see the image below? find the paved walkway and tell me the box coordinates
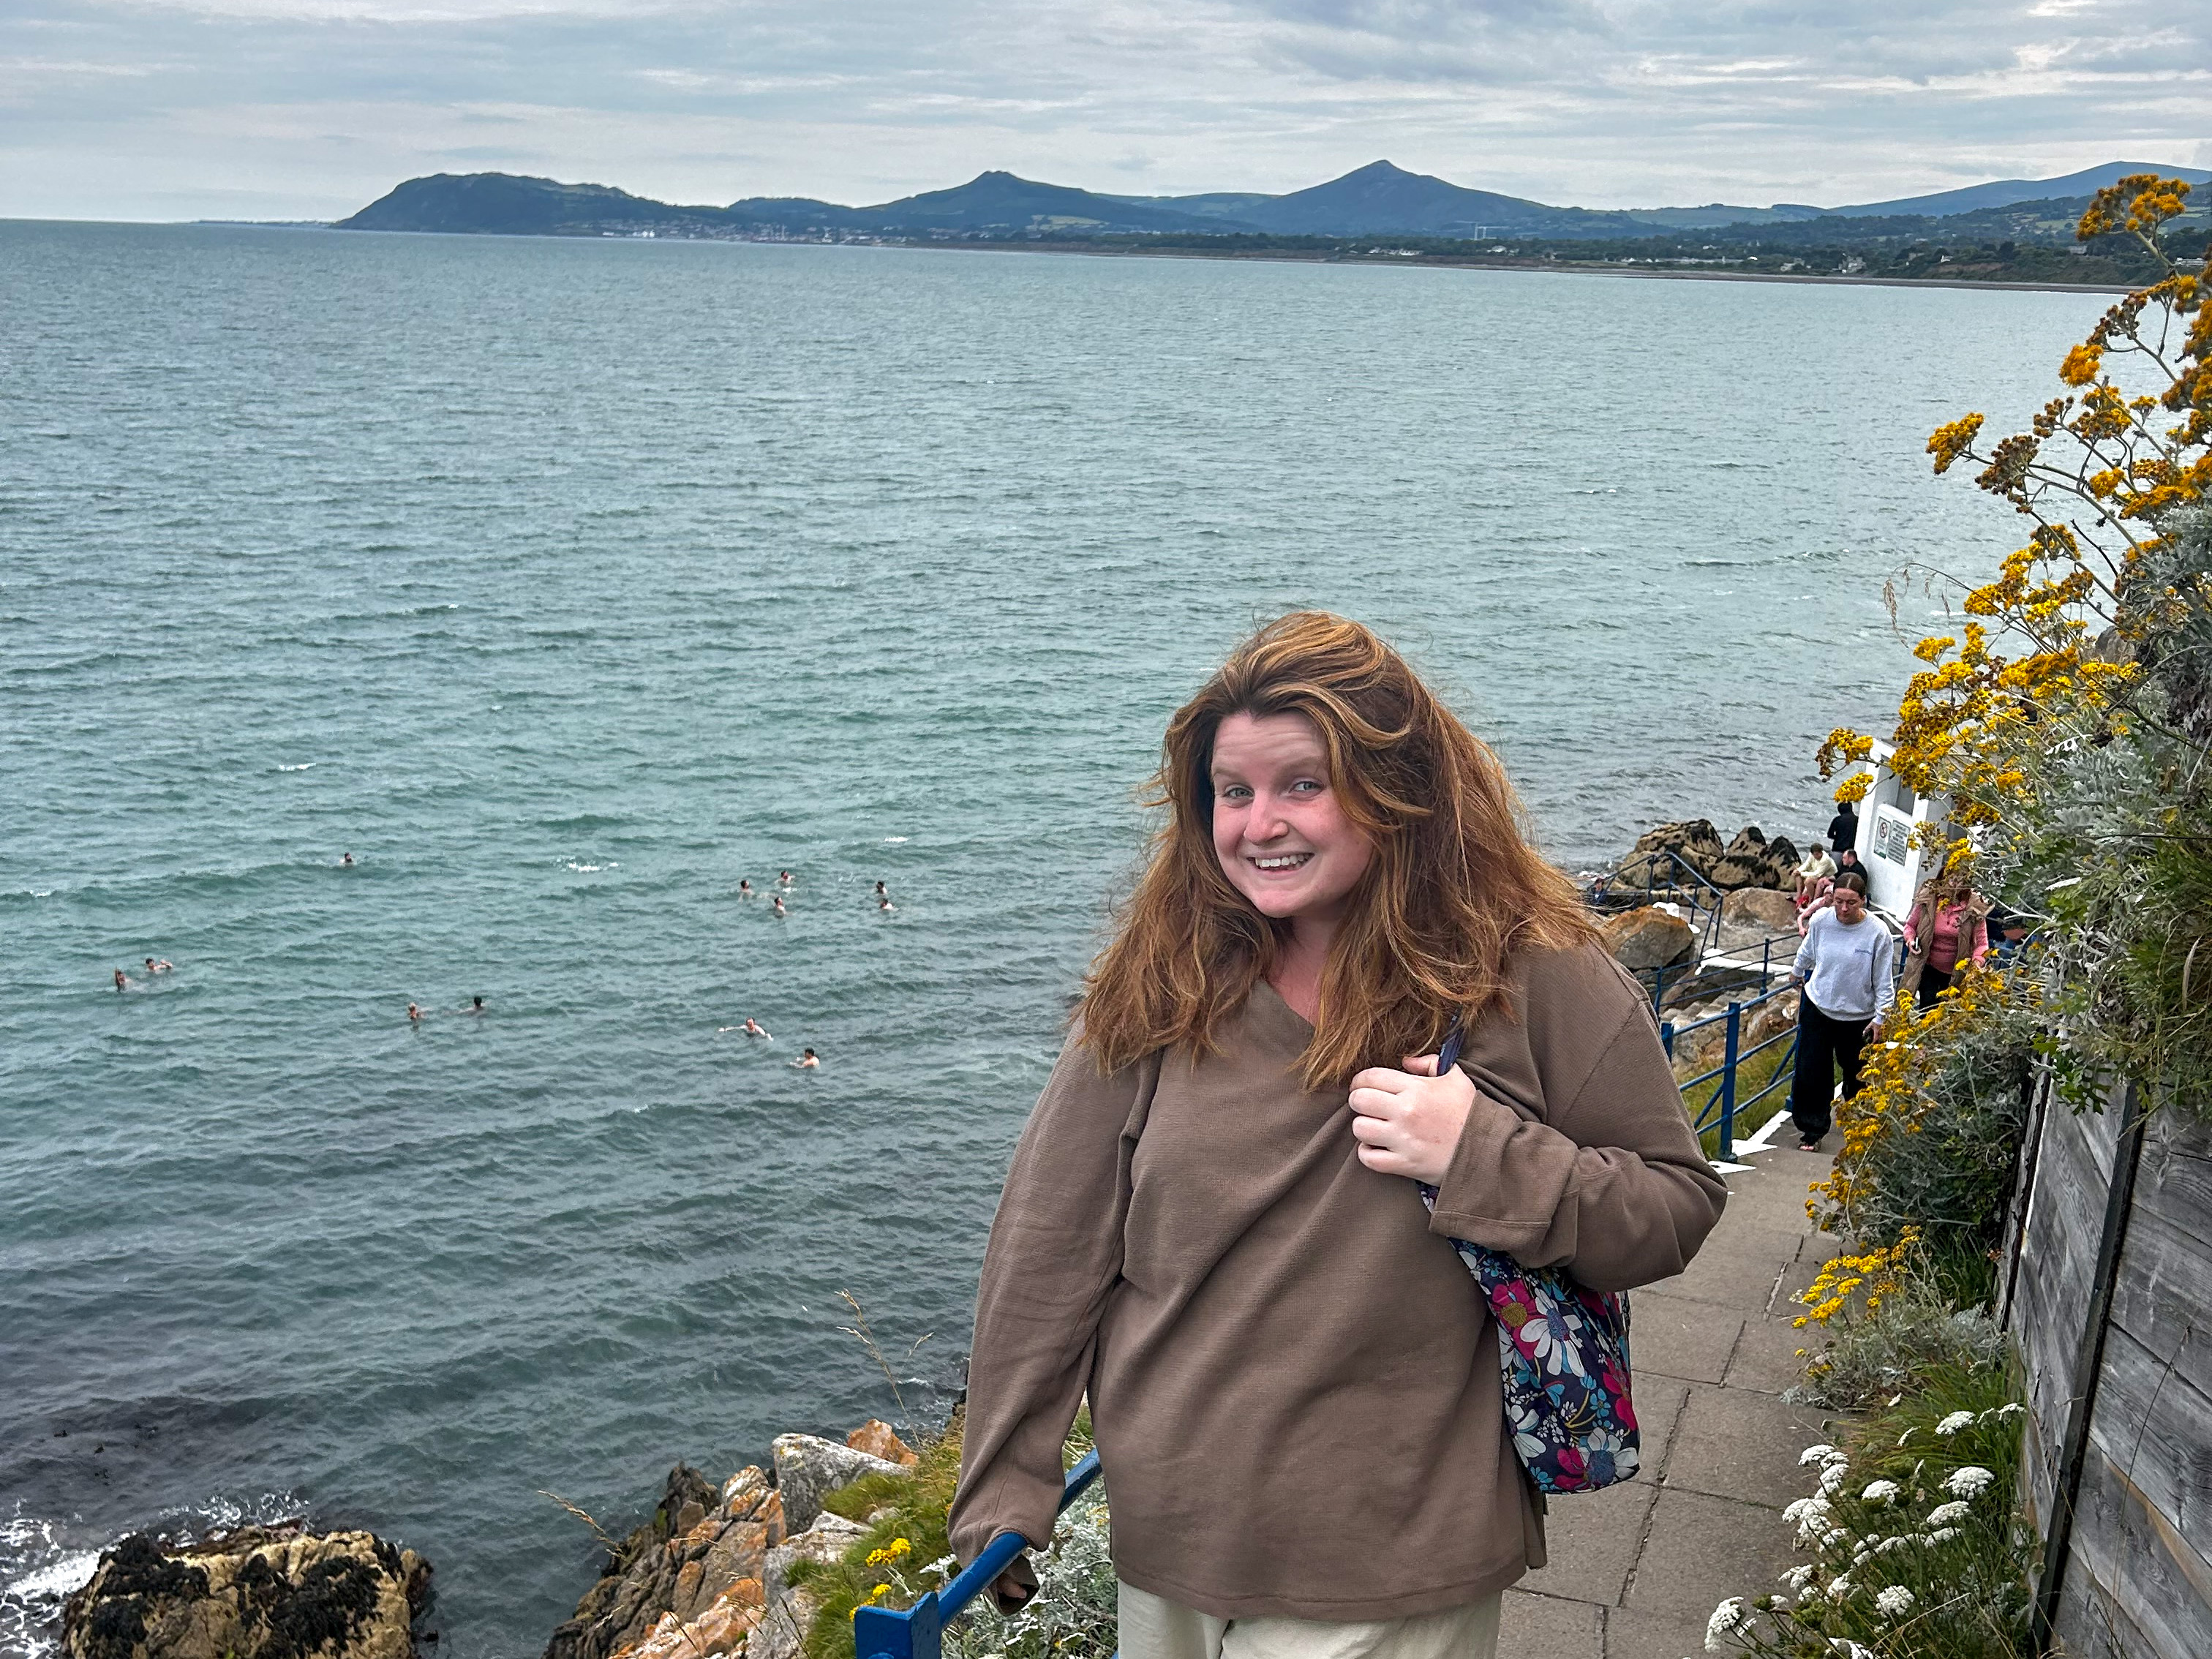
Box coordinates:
[1500,1122,1837,1659]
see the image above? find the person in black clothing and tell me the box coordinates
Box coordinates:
[1826,798,1860,859]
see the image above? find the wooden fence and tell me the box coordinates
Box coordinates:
[2001,1075,2212,1657]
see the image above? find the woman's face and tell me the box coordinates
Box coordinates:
[1208,711,1374,929]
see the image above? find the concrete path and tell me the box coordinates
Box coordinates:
[1499,1125,1836,1659]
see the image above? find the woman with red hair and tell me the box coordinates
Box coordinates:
[951,612,1726,1659]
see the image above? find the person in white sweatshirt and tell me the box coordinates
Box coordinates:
[1788,870,1895,1149]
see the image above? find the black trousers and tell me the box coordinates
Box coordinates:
[1791,998,1873,1142]
[1919,964,1954,1000]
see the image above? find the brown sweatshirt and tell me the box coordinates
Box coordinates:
[949,941,1727,1620]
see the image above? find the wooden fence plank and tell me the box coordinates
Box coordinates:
[2059,1435,2212,1659]
[2107,1203,2212,1406]
[2085,1323,2212,1561]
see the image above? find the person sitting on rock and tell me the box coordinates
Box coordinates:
[1793,842,1836,909]
[949,611,1726,1657]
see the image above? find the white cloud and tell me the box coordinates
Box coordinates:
[1,0,2205,220]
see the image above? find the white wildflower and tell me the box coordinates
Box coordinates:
[1827,1576,1852,1601]
[1927,1527,1960,1544]
[1799,1444,1839,1466]
[1704,1597,1748,1652]
[1784,1496,1832,1545]
[1925,1500,1971,1527]
[1934,1410,1976,1437]
[1872,1535,1912,1556]
[1876,1586,1915,1619]
[1780,1565,1816,1592]
[1860,1479,1901,1504]
[1943,1465,1996,1499]
[1821,1527,1849,1547]
[1998,1402,2025,1418]
[1819,1462,1849,1495]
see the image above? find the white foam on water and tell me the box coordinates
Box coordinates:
[276,761,317,772]
[881,836,908,843]
[565,860,620,873]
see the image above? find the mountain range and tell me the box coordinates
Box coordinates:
[336,158,2211,242]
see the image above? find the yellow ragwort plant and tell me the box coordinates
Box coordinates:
[1816,175,2209,866]
[1806,963,2009,1238]
[1793,1224,1923,1329]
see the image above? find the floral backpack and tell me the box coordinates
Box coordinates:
[1418,1021,1639,1495]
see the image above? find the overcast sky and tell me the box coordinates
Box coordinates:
[4,0,2208,222]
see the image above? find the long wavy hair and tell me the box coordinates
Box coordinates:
[1079,611,1596,1086]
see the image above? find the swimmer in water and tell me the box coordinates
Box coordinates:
[791,1047,819,1069]
[114,968,128,992]
[878,896,895,913]
[873,881,888,899]
[407,1001,421,1022]
[772,894,787,917]
[341,852,353,866]
[467,996,485,1014]
[146,957,173,974]
[738,879,754,900]
[742,1016,770,1039]
[778,869,794,888]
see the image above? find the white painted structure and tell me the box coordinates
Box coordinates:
[1839,741,1950,920]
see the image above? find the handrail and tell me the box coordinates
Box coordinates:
[853,1449,1104,1659]
[1663,982,1801,1156]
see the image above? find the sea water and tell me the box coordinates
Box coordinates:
[0,221,2104,1656]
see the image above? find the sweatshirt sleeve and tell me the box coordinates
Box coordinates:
[1793,919,1821,980]
[1427,952,1727,1295]
[1873,930,1897,1017]
[949,1027,1159,1566]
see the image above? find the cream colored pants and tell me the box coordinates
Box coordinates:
[1116,1582,1501,1659]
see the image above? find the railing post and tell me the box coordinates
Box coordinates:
[856,1594,938,1659]
[1720,1001,1742,1155]
[1661,1020,1675,1059]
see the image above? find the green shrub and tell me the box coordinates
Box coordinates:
[1710,1361,2036,1659]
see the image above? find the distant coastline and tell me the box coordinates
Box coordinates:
[822,236,2146,296]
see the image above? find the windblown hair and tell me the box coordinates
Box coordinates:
[1080,611,1597,1086]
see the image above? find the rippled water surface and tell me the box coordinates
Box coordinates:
[0,222,2104,1656]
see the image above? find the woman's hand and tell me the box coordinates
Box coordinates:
[1347,1053,1477,1184]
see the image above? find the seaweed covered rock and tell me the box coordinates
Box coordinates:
[1706,826,1800,890]
[61,1526,428,1659]
[542,1464,784,1659]
[1609,819,1726,889]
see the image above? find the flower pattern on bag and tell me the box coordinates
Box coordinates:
[1420,1186,1640,1495]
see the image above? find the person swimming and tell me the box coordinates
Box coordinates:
[791,1047,819,1069]
[738,879,754,899]
[467,996,485,1014]
[772,894,787,917]
[114,968,128,992]
[145,957,173,974]
[742,1016,770,1039]
[778,870,794,887]
[407,1001,422,1022]
[873,881,888,899]
[878,896,895,913]
[341,852,353,866]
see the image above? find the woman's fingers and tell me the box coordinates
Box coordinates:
[1400,1053,1440,1077]
[1347,1085,1407,1119]
[1355,1142,1410,1174]
[1349,1065,1412,1094]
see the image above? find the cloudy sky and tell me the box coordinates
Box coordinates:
[4,0,2208,222]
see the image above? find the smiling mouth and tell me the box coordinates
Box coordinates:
[1249,853,1313,870]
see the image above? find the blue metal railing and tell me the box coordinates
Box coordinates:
[1590,849,1733,955]
[853,1450,1104,1659]
[1639,928,1797,1019]
[1662,979,1799,1156]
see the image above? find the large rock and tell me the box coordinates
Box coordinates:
[752,1516,870,1659]
[1611,819,1726,889]
[62,1527,428,1659]
[770,1435,911,1534]
[1720,887,1800,932]
[845,1420,917,1468]
[1600,906,1697,972]
[543,1464,783,1659]
[1707,827,1801,891]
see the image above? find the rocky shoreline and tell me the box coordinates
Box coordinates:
[58,1422,923,1659]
